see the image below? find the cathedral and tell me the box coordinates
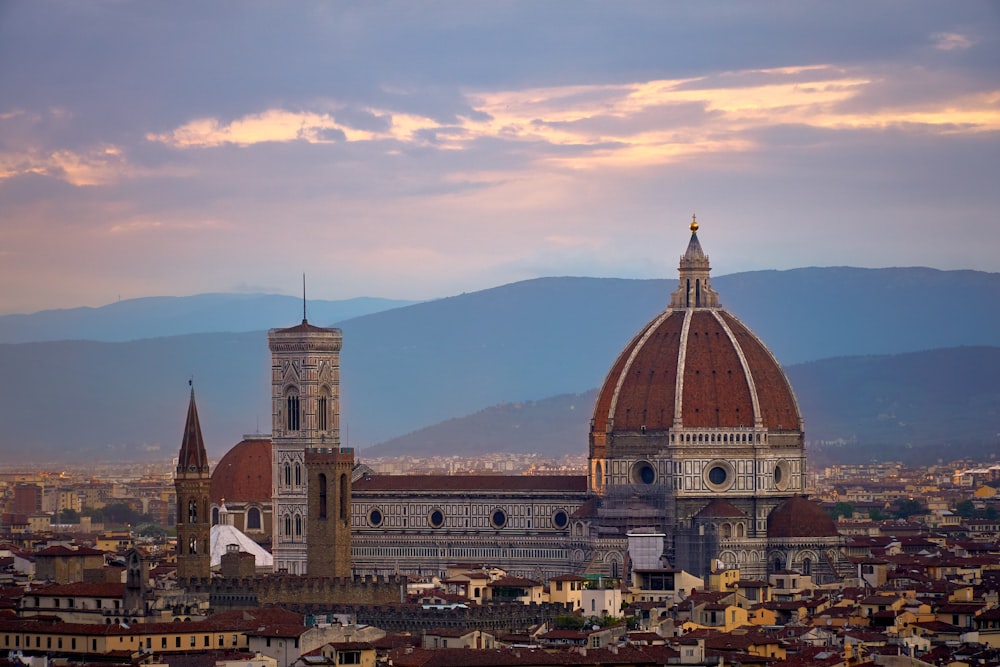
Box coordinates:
[205,219,844,583]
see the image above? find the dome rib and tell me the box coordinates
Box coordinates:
[711,310,762,427]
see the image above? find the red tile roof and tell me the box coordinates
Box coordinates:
[354,475,586,492]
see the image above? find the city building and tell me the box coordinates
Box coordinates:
[205,219,842,583]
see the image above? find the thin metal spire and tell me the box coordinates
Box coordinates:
[302,273,307,323]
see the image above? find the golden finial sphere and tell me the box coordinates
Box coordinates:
[690,214,699,232]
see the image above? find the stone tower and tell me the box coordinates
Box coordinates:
[269,313,343,575]
[305,446,354,578]
[175,387,212,582]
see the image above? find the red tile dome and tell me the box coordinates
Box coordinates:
[591,310,800,435]
[589,222,802,458]
[767,496,839,539]
[210,436,272,504]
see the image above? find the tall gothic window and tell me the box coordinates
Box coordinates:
[339,473,349,521]
[284,463,291,487]
[283,515,292,536]
[318,393,329,431]
[188,537,197,555]
[286,393,300,431]
[318,474,328,520]
[294,515,302,536]
[294,463,301,486]
[188,499,197,523]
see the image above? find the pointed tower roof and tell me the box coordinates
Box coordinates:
[177,386,209,475]
[669,214,719,309]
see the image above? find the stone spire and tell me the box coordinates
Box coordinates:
[175,383,212,582]
[670,214,720,309]
[177,384,209,475]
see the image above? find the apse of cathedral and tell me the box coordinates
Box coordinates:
[202,219,845,584]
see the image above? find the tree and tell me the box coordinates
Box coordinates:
[830,502,855,519]
[892,499,924,520]
[956,499,977,518]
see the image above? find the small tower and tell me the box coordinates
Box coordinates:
[305,446,354,578]
[669,214,720,309]
[175,386,212,582]
[123,548,149,616]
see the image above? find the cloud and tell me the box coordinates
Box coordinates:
[932,32,975,51]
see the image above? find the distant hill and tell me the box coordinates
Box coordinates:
[0,267,998,464]
[363,347,1000,466]
[0,293,416,343]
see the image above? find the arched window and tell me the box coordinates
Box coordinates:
[188,537,197,555]
[294,514,302,536]
[211,507,219,526]
[802,558,812,576]
[339,473,349,521]
[187,499,197,523]
[286,392,300,431]
[284,463,291,487]
[294,463,301,486]
[318,392,329,431]
[722,523,732,539]
[247,507,261,531]
[318,473,328,520]
[283,515,292,537]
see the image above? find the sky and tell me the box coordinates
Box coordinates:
[1,2,998,315]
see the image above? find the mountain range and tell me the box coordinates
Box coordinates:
[0,266,997,465]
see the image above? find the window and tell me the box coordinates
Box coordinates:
[295,514,302,536]
[286,394,300,431]
[284,515,292,536]
[318,394,328,431]
[176,636,181,648]
[188,499,197,523]
[295,463,301,486]
[190,635,196,647]
[318,473,328,519]
[284,463,291,487]
[247,507,262,531]
[340,473,349,521]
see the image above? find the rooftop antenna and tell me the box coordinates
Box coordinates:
[302,273,307,323]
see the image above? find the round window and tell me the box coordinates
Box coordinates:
[703,460,735,491]
[491,508,508,529]
[552,509,569,529]
[368,508,383,527]
[428,509,444,528]
[708,466,727,485]
[630,461,656,485]
[774,460,791,491]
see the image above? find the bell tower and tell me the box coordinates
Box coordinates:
[175,386,211,582]
[269,305,343,575]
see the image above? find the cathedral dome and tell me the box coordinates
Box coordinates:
[590,220,802,458]
[211,435,272,504]
[767,496,838,538]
